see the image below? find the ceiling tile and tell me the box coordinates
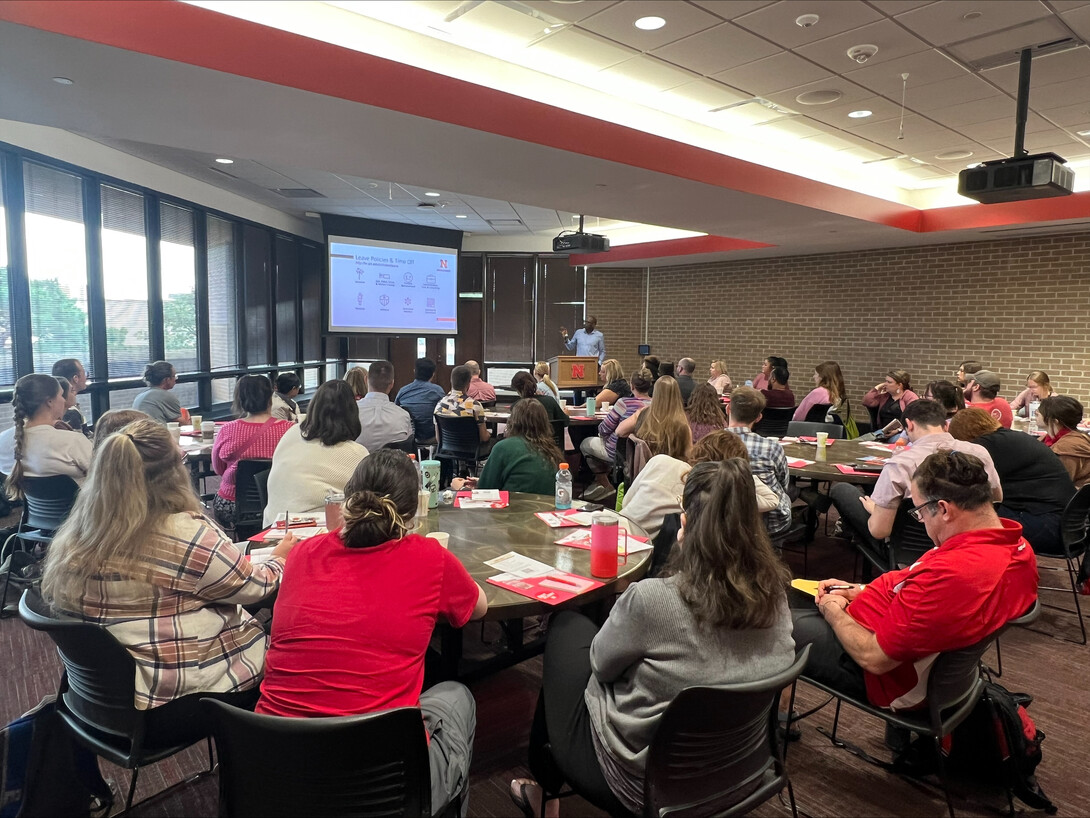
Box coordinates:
[893,0,1050,47]
[651,22,779,75]
[1020,75,1090,110]
[925,94,1015,127]
[866,1,936,13]
[764,75,874,111]
[1060,4,1090,38]
[576,0,722,51]
[929,146,1005,168]
[526,28,638,71]
[688,1,776,20]
[793,19,930,75]
[519,1,621,24]
[449,2,555,46]
[659,78,751,114]
[906,74,1006,113]
[987,47,1090,93]
[711,50,831,96]
[734,1,883,49]
[597,54,701,92]
[1052,1,1090,10]
[959,112,1050,141]
[945,16,1069,66]
[846,111,945,140]
[1037,100,1090,128]
[803,94,905,127]
[846,49,969,97]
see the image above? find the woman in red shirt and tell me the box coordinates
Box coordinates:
[257,449,487,816]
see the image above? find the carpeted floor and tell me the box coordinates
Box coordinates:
[2,505,1087,817]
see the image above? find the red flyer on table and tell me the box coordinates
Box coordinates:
[798,436,835,444]
[454,490,509,509]
[487,572,604,605]
[835,464,878,476]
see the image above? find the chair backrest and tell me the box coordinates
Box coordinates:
[18,589,142,742]
[434,415,483,462]
[1060,484,1090,554]
[550,418,566,450]
[752,407,795,438]
[21,475,80,534]
[234,459,273,532]
[254,468,270,510]
[866,403,880,430]
[201,699,431,818]
[803,402,832,423]
[624,435,653,482]
[889,499,935,569]
[644,645,810,818]
[382,436,417,454]
[786,421,845,440]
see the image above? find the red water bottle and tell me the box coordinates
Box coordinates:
[590,515,628,579]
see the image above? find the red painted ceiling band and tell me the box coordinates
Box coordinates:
[570,234,774,265]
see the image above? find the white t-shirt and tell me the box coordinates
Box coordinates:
[0,424,93,485]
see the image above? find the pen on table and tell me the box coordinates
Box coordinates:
[284,508,290,531]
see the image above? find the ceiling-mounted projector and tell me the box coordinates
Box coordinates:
[552,232,610,254]
[958,153,1074,204]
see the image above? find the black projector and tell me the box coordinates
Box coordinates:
[958,153,1075,204]
[552,232,610,254]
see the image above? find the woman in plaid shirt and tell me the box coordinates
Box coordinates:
[41,418,296,745]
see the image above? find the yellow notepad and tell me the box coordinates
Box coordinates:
[790,578,821,597]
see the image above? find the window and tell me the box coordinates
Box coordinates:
[100,184,149,378]
[0,162,14,386]
[485,256,534,363]
[300,243,322,362]
[160,202,198,373]
[445,338,455,366]
[206,215,238,403]
[275,235,298,365]
[535,256,584,362]
[23,162,90,375]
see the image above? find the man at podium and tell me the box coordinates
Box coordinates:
[560,316,606,403]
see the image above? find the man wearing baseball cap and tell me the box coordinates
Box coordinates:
[964,369,1013,428]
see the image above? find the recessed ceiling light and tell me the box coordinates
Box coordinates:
[634,16,665,30]
[962,11,983,20]
[847,109,872,119]
[1077,129,1090,137]
[795,89,842,106]
[455,214,468,219]
[214,157,234,164]
[51,77,74,85]
[424,191,441,197]
[935,149,974,161]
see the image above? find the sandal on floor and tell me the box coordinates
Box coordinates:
[510,778,541,818]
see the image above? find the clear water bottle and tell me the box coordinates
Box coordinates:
[555,463,572,510]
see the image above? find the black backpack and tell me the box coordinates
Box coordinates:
[947,680,1057,814]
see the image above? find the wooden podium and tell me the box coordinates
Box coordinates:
[548,356,599,390]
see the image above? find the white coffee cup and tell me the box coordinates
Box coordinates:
[189,414,203,430]
[600,402,610,413]
[560,400,568,410]
[430,531,450,549]
[816,432,829,447]
[201,420,216,441]
[417,489,430,521]
[167,422,180,444]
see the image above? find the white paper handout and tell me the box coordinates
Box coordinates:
[485,551,555,580]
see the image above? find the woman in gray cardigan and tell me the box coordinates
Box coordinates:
[511,459,796,817]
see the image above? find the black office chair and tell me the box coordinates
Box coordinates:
[1030,483,1090,645]
[233,459,272,541]
[18,588,216,812]
[254,467,270,510]
[383,436,418,455]
[550,418,567,451]
[435,415,487,483]
[855,499,933,578]
[866,404,880,431]
[753,407,795,438]
[0,474,79,615]
[802,402,832,423]
[795,602,1039,818]
[201,699,435,818]
[786,421,845,440]
[643,645,810,818]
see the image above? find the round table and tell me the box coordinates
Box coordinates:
[782,438,884,486]
[417,492,652,680]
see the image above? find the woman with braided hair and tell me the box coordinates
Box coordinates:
[257,448,487,816]
[0,373,92,497]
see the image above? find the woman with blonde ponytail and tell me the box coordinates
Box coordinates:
[534,361,559,400]
[0,373,92,498]
[257,449,487,816]
[41,418,293,744]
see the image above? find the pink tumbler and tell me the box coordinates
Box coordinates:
[590,515,629,579]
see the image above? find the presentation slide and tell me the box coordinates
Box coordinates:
[328,236,458,334]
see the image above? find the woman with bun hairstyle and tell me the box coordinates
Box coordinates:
[41,418,291,744]
[132,360,189,424]
[257,449,487,816]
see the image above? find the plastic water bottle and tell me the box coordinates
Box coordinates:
[408,454,422,488]
[555,463,572,510]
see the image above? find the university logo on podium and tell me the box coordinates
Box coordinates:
[571,364,585,379]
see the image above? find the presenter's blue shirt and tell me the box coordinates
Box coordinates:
[565,329,606,363]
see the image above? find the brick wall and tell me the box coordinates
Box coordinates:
[587,230,1090,414]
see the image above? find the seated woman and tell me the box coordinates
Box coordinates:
[620,430,779,540]
[862,369,919,428]
[132,360,189,424]
[1040,395,1090,489]
[534,362,559,400]
[93,409,148,450]
[707,360,731,395]
[0,373,93,492]
[263,379,369,526]
[685,383,727,444]
[792,360,846,423]
[949,408,1074,555]
[344,365,369,400]
[511,371,569,435]
[594,359,631,406]
[924,379,964,423]
[256,449,487,816]
[1010,370,1054,417]
[271,372,302,422]
[641,355,661,393]
[212,375,295,529]
[752,355,786,392]
[761,365,795,409]
[513,459,795,817]
[476,399,563,496]
[615,376,691,462]
[40,418,293,745]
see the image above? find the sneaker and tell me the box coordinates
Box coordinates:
[582,483,612,501]
[1080,577,1090,596]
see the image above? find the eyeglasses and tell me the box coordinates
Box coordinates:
[908,498,942,522]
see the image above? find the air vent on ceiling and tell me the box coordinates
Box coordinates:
[208,166,237,179]
[417,202,438,209]
[967,37,1085,71]
[487,219,524,227]
[271,188,324,198]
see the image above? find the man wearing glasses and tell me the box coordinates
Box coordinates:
[830,399,1002,554]
[794,449,1038,711]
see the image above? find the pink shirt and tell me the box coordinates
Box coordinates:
[466,376,496,402]
[211,417,294,501]
[752,373,770,392]
[792,386,831,422]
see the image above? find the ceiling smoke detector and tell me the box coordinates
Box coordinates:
[847,44,878,64]
[796,14,819,28]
